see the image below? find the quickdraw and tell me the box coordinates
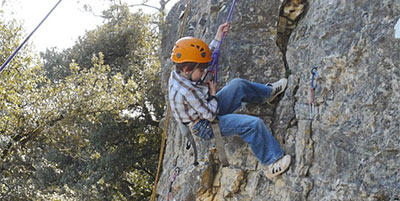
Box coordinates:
[167,167,181,201]
[309,67,318,119]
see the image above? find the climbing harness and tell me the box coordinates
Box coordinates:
[0,0,63,74]
[167,167,181,201]
[211,118,229,167]
[309,67,318,119]
[150,1,191,201]
[179,123,199,166]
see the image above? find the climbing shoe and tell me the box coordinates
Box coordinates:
[263,155,291,179]
[266,78,288,103]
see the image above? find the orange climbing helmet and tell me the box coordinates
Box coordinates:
[171,37,212,64]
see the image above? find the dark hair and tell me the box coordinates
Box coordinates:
[175,62,209,73]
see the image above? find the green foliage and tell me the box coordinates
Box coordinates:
[1,4,165,201]
[0,12,43,147]
[41,4,159,81]
[0,14,48,201]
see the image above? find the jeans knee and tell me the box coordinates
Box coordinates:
[229,78,246,89]
[253,117,264,126]
[230,78,245,85]
[247,116,263,127]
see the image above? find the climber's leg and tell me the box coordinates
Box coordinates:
[219,113,284,165]
[216,78,272,115]
[191,114,284,165]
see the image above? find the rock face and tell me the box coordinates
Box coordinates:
[158,0,400,200]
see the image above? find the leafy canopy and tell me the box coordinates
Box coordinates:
[1,4,164,200]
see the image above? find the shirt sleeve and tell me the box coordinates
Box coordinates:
[209,39,220,52]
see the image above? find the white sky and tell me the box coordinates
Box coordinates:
[3,0,178,52]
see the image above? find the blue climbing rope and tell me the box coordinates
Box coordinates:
[0,0,63,74]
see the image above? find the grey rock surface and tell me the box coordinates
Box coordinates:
[158,0,400,200]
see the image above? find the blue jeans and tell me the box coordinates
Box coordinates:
[191,78,284,165]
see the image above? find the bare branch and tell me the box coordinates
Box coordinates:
[127,3,160,11]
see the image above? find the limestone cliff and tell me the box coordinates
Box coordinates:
[158,0,400,200]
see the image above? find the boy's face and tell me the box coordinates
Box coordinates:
[184,66,208,82]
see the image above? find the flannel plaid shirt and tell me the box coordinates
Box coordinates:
[168,70,218,123]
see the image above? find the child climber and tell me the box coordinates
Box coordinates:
[168,23,291,179]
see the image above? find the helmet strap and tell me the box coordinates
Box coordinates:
[186,63,200,82]
[187,71,194,81]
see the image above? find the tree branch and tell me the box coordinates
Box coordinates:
[127,3,160,11]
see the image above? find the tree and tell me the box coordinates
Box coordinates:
[0,12,49,200]
[82,0,173,22]
[82,0,173,46]
[1,53,162,200]
[1,5,164,200]
[42,4,159,80]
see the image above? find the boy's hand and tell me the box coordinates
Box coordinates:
[215,22,230,41]
[207,79,217,96]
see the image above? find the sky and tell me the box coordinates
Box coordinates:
[3,1,398,53]
[3,0,179,52]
